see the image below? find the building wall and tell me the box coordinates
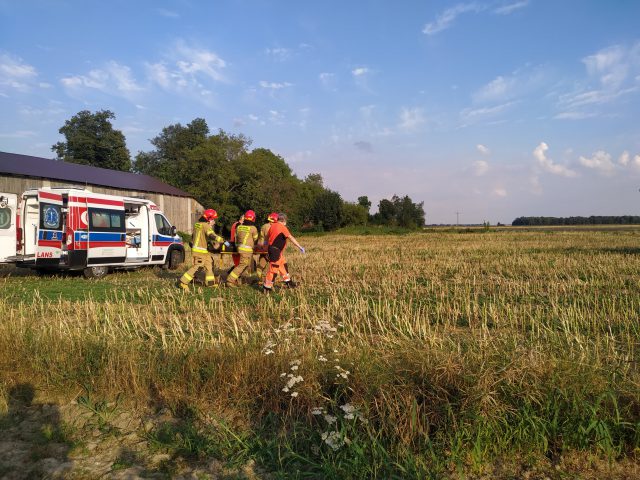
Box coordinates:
[0,175,203,232]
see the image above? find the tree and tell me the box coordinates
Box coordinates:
[372,194,425,228]
[134,118,211,185]
[341,202,368,226]
[312,190,343,231]
[357,196,372,214]
[52,110,131,171]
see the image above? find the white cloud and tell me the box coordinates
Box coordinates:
[265,47,292,61]
[494,0,529,15]
[618,151,630,166]
[554,111,597,120]
[61,61,142,97]
[352,67,369,77]
[634,155,640,169]
[156,8,179,18]
[174,41,226,82]
[579,150,616,175]
[0,52,38,92]
[558,42,640,114]
[248,114,259,121]
[423,3,484,35]
[0,130,37,138]
[398,107,425,131]
[473,160,489,176]
[259,80,293,89]
[472,75,520,103]
[533,142,577,178]
[476,144,490,155]
[492,187,507,197]
[461,101,516,122]
[583,45,628,89]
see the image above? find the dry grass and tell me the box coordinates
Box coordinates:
[1,227,639,477]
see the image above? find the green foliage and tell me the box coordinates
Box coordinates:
[52,110,131,171]
[134,117,424,232]
[312,190,343,230]
[341,202,368,227]
[371,194,425,229]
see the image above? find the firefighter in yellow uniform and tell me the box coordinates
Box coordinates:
[178,209,228,289]
[226,210,259,286]
[256,212,278,282]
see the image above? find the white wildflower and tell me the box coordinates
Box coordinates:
[289,359,301,366]
[291,392,299,398]
[282,387,289,392]
[290,365,299,371]
[280,373,287,377]
[311,407,324,415]
[321,430,349,451]
[323,414,337,425]
[263,349,274,355]
[318,355,328,362]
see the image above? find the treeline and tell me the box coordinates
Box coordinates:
[52,110,425,232]
[512,216,640,226]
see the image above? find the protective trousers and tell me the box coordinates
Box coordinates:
[180,253,217,287]
[256,254,268,279]
[227,252,252,284]
[263,254,290,289]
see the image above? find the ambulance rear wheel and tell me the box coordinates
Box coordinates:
[165,249,183,270]
[83,266,109,279]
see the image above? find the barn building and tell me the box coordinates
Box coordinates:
[0,151,203,232]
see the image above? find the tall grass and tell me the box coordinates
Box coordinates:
[1,229,639,477]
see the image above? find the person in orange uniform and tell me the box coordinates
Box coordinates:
[178,209,228,289]
[263,213,305,292]
[256,212,278,282]
[226,210,259,286]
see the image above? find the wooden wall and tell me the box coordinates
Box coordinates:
[0,176,203,232]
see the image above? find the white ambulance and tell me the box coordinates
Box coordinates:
[0,187,185,278]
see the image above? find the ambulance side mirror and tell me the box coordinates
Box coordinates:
[171,225,177,236]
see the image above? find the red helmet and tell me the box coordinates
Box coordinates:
[267,212,278,223]
[244,210,256,222]
[203,209,218,221]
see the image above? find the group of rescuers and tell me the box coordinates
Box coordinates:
[178,209,306,293]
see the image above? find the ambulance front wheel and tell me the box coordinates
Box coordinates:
[83,266,109,279]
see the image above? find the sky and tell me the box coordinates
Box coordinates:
[1,0,640,224]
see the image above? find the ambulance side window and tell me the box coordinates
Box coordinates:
[0,207,11,229]
[89,208,125,232]
[39,203,62,230]
[154,214,172,236]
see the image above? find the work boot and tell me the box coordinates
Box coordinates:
[262,286,272,294]
[284,280,297,289]
[176,281,189,290]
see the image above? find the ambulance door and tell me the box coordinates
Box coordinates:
[150,212,176,263]
[0,193,17,263]
[35,190,64,266]
[86,197,126,265]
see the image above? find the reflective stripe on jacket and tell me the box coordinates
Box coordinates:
[235,224,258,253]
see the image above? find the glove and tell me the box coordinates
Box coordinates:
[300,247,306,254]
[224,241,231,248]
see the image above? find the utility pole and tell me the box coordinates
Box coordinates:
[455,211,461,226]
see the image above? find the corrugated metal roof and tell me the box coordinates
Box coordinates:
[0,151,192,197]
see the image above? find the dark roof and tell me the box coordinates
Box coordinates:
[0,151,192,197]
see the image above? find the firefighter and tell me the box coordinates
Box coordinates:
[226,210,259,286]
[229,214,244,271]
[263,213,305,292]
[178,209,229,289]
[256,212,278,282]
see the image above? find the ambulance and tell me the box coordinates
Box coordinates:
[0,187,185,278]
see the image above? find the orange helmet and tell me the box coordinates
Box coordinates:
[267,212,278,223]
[203,209,218,221]
[244,210,256,222]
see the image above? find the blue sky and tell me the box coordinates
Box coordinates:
[1,0,640,224]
